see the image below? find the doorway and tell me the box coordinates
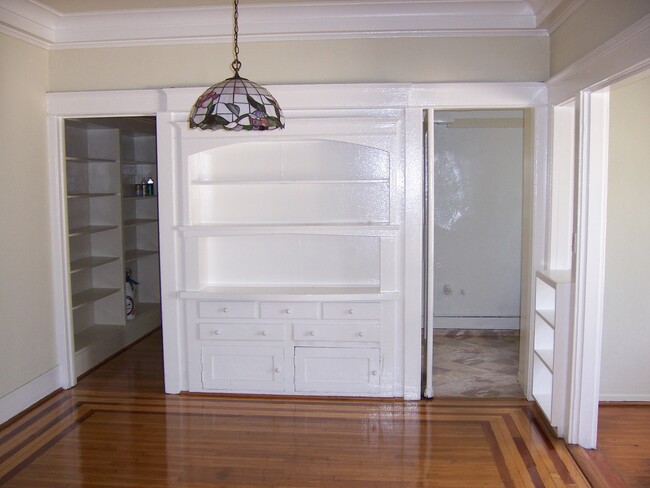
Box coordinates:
[424,109,526,398]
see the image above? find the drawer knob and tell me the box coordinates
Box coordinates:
[371,370,378,376]
[285,308,292,314]
[214,329,220,335]
[222,307,229,313]
[260,330,267,336]
[348,309,355,315]
[358,331,365,337]
[308,330,316,336]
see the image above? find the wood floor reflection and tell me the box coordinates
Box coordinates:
[0,330,590,488]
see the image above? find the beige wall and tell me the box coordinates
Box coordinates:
[0,34,57,399]
[49,36,549,91]
[600,71,650,400]
[550,0,650,77]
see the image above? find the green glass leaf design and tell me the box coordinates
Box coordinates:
[225,103,240,116]
[246,95,267,114]
[265,96,282,120]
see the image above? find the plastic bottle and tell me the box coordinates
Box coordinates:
[146,177,154,196]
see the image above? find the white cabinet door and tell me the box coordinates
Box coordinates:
[201,345,284,392]
[294,347,380,394]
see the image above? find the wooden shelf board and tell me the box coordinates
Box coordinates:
[179,223,399,237]
[191,179,389,186]
[70,256,120,273]
[121,160,157,165]
[66,156,117,163]
[537,269,572,286]
[534,348,554,372]
[67,192,118,199]
[123,218,158,227]
[68,225,119,237]
[180,285,398,301]
[536,309,555,327]
[124,249,159,262]
[123,196,158,201]
[71,287,121,310]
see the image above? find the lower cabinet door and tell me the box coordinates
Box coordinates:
[201,345,285,392]
[294,347,380,395]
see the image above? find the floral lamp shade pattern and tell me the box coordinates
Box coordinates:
[189,75,285,131]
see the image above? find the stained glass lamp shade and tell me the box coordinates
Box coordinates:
[189,74,284,131]
[189,0,284,131]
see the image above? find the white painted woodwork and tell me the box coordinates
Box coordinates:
[61,118,162,377]
[0,0,570,50]
[532,270,572,437]
[294,347,381,394]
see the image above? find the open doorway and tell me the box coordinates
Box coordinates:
[424,110,526,398]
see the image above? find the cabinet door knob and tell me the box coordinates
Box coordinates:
[371,370,378,376]
[222,307,229,313]
[348,309,355,315]
[260,330,267,336]
[308,330,316,336]
[285,308,292,314]
[214,329,220,335]
[358,331,365,337]
[274,367,281,373]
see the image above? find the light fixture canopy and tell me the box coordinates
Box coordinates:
[189,0,285,131]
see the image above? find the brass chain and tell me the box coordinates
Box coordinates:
[231,0,242,74]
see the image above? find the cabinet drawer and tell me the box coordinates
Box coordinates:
[202,345,284,392]
[293,324,380,342]
[198,301,256,319]
[260,302,319,319]
[199,323,284,341]
[294,347,380,394]
[322,302,381,320]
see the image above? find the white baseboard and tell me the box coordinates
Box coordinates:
[433,317,520,330]
[0,366,61,425]
[599,393,650,402]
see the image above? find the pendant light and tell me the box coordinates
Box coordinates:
[189,0,285,131]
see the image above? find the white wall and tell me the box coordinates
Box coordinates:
[49,36,548,91]
[0,34,57,402]
[433,111,523,329]
[599,72,650,401]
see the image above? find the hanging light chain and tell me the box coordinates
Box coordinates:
[231,0,242,75]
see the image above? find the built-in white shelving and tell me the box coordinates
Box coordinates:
[532,269,572,436]
[178,134,401,397]
[64,117,161,377]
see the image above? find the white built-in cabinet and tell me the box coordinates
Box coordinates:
[64,118,161,376]
[532,270,572,435]
[177,125,402,396]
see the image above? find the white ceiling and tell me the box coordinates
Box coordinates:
[0,0,584,50]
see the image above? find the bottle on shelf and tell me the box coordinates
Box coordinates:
[146,177,155,196]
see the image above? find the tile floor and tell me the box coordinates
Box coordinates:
[430,329,524,398]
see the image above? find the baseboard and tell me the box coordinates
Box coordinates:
[599,393,650,402]
[0,366,61,425]
[433,317,520,330]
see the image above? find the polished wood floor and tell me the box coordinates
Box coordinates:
[0,330,592,487]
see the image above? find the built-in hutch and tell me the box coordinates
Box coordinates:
[64,117,161,376]
[175,117,403,396]
[532,270,572,435]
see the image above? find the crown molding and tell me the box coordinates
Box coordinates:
[536,0,584,33]
[1,0,552,50]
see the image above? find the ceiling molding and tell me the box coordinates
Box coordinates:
[0,0,562,50]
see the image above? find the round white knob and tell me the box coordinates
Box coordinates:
[214,329,220,335]
[274,367,281,373]
[285,308,292,314]
[358,331,365,337]
[261,330,267,336]
[222,307,229,313]
[308,330,315,336]
[371,370,378,376]
[348,309,355,315]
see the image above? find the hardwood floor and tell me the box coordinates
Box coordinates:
[0,330,591,487]
[570,404,650,488]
